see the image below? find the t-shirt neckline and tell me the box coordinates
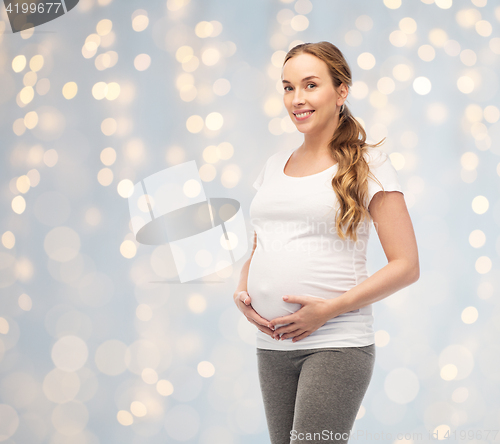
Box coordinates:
[282,147,338,179]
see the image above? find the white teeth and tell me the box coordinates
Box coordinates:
[296,111,313,118]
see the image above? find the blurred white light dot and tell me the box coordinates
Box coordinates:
[29,54,44,72]
[97,168,113,186]
[465,104,483,122]
[117,179,134,198]
[101,117,117,136]
[16,175,30,193]
[399,17,417,34]
[134,54,151,71]
[460,151,479,170]
[451,387,469,403]
[344,29,363,47]
[186,115,204,133]
[443,41,462,56]
[44,227,80,262]
[52,335,88,371]
[12,55,27,72]
[117,410,133,426]
[290,15,309,32]
[0,317,9,334]
[461,306,478,324]
[43,368,80,403]
[413,76,431,95]
[62,82,78,99]
[188,294,207,314]
[120,240,137,259]
[471,195,488,214]
[130,401,147,417]
[351,81,369,99]
[456,8,481,28]
[18,293,32,311]
[1,231,16,249]
[157,379,174,396]
[355,15,373,32]
[435,0,452,9]
[427,102,448,125]
[95,340,127,376]
[132,13,149,32]
[393,64,411,82]
[389,30,407,47]
[96,19,112,36]
[440,364,458,380]
[357,52,376,70]
[475,256,492,274]
[489,37,500,55]
[475,20,492,37]
[383,0,401,9]
[469,229,485,248]
[197,361,215,378]
[418,44,436,62]
[195,20,213,38]
[205,112,223,131]
[484,105,499,123]
[460,49,477,66]
[374,330,390,347]
[429,28,448,47]
[136,304,153,321]
[457,76,475,94]
[142,368,158,384]
[201,48,221,66]
[100,147,116,166]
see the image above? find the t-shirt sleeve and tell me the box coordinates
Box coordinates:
[253,160,268,191]
[366,150,403,207]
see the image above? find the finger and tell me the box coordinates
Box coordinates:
[272,321,295,336]
[238,292,250,305]
[249,312,273,329]
[291,331,310,342]
[280,329,301,340]
[269,316,295,331]
[247,318,274,337]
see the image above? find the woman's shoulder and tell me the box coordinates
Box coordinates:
[363,146,389,165]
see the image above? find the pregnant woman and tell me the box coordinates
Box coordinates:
[233,41,419,444]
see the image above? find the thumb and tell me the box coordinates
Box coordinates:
[241,292,250,305]
[283,294,301,303]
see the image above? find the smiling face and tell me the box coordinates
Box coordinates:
[282,52,347,135]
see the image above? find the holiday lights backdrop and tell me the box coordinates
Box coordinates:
[1,0,500,443]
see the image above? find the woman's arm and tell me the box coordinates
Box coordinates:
[268,191,420,342]
[325,190,419,318]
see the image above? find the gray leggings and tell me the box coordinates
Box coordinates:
[256,344,375,444]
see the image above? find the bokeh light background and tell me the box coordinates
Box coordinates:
[1,0,500,443]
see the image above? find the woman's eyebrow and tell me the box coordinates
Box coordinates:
[282,75,320,84]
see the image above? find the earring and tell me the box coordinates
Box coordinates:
[340,104,345,113]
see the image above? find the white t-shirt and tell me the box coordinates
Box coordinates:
[248,146,404,350]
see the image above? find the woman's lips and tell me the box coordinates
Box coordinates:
[294,110,315,121]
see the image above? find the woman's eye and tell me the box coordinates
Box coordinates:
[284,84,316,92]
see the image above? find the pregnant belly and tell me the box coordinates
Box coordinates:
[246,253,322,325]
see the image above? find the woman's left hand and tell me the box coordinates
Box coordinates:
[268,295,337,342]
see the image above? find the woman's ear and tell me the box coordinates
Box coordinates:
[341,83,349,100]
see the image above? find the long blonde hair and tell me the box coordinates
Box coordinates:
[283,41,386,243]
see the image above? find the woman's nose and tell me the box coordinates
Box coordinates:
[292,93,305,106]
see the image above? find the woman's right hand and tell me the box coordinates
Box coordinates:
[234,291,276,339]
